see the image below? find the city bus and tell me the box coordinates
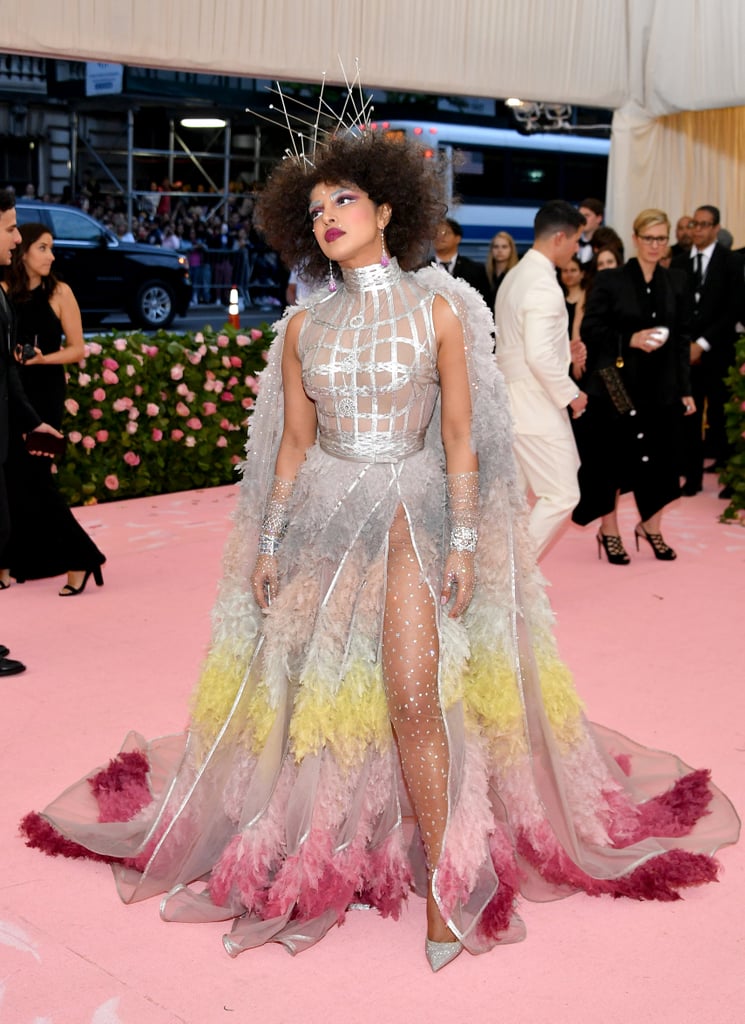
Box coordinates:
[368,120,611,256]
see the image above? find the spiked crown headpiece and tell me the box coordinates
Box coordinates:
[247,60,374,168]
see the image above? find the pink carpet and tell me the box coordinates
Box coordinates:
[1,477,743,1024]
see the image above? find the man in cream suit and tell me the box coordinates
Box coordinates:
[495,200,587,560]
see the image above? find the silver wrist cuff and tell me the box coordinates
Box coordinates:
[450,526,478,553]
[258,534,282,556]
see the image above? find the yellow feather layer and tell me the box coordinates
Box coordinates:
[463,645,585,756]
[290,661,391,766]
[190,643,275,751]
[189,639,584,766]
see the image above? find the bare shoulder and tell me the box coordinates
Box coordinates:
[432,293,467,361]
[432,291,462,331]
[51,280,76,305]
[284,306,307,343]
[280,307,309,366]
[286,306,307,331]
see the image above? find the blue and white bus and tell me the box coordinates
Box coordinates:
[368,120,610,256]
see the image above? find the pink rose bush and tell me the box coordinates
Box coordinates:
[57,322,274,505]
[720,334,745,522]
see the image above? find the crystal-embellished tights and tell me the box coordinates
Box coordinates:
[382,507,449,873]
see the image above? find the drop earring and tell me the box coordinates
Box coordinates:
[328,259,337,293]
[380,228,390,268]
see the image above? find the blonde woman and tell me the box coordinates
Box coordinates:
[485,230,518,308]
[575,209,695,563]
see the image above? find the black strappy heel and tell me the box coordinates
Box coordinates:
[59,566,105,597]
[596,531,630,565]
[634,523,676,561]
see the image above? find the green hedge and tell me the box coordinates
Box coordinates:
[720,334,745,523]
[57,323,274,505]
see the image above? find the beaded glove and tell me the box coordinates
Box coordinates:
[251,476,294,608]
[441,471,479,618]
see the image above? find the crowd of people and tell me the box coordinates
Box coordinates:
[15,177,286,308]
[434,198,743,564]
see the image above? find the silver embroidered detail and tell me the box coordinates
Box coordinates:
[299,258,439,464]
[319,430,425,463]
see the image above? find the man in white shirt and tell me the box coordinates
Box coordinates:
[495,200,587,560]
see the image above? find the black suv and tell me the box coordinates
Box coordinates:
[15,202,191,329]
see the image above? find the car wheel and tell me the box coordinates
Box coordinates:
[133,279,176,329]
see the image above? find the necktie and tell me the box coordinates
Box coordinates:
[695,252,704,289]
[438,261,452,274]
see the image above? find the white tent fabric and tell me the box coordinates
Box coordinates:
[610,0,745,248]
[0,0,631,105]
[609,103,745,252]
[1,0,744,245]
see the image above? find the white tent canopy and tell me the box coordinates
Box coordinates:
[2,0,744,244]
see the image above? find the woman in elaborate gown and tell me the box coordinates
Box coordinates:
[0,223,106,594]
[22,139,739,970]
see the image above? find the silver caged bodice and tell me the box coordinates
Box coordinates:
[299,259,440,463]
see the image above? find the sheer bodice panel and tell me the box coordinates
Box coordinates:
[299,260,440,463]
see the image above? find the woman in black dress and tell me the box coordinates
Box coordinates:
[559,253,587,343]
[0,223,105,594]
[573,209,695,563]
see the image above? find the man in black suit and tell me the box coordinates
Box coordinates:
[0,188,60,675]
[577,197,604,267]
[672,204,740,494]
[432,219,491,305]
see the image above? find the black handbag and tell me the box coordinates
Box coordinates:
[596,335,635,415]
[25,429,67,457]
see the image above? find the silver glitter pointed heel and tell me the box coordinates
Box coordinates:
[425,937,463,972]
